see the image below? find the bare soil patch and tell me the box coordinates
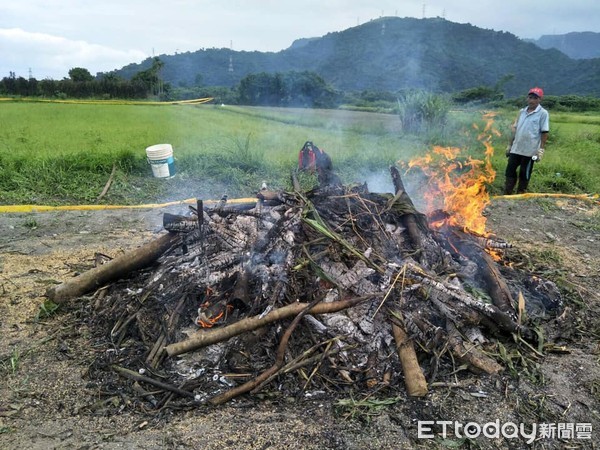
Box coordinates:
[0,197,598,449]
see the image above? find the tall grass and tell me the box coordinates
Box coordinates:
[0,101,598,205]
[397,90,451,134]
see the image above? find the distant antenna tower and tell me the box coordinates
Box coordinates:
[28,67,32,80]
[228,40,234,73]
[442,9,446,19]
[422,4,426,18]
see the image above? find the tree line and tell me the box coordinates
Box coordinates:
[0,58,167,100]
[0,57,341,108]
[3,57,600,112]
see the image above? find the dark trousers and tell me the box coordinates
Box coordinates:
[504,154,535,194]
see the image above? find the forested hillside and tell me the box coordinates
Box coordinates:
[528,32,600,59]
[112,17,600,97]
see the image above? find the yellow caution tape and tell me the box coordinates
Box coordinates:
[0,97,213,105]
[4,193,595,214]
[491,193,599,202]
[0,197,259,213]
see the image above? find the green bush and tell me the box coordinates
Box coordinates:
[397,90,450,134]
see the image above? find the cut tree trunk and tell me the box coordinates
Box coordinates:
[47,232,181,304]
[391,315,428,397]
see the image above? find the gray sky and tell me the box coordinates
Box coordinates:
[1,0,599,80]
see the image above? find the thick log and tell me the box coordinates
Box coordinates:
[445,230,515,315]
[389,165,424,258]
[47,232,181,304]
[391,319,428,397]
[478,250,515,314]
[163,213,198,232]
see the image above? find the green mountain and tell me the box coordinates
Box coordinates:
[528,32,600,60]
[112,17,600,97]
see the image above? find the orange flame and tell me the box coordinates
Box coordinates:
[404,113,500,236]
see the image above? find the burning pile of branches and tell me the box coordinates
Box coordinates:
[49,161,562,410]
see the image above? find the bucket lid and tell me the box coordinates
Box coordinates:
[146,143,172,152]
[146,143,173,157]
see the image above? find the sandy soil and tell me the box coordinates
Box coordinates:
[0,196,598,449]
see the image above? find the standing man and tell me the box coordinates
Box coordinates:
[504,87,550,195]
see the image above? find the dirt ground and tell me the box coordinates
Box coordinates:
[0,195,599,449]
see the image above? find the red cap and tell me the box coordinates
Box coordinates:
[528,87,544,99]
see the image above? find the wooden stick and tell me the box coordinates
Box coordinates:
[291,170,301,192]
[391,318,428,397]
[96,163,117,202]
[112,365,195,399]
[165,294,379,357]
[47,232,181,304]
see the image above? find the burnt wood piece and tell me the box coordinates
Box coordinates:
[197,199,204,227]
[206,206,265,218]
[256,190,287,207]
[112,365,195,399]
[446,322,503,374]
[389,165,425,260]
[444,228,515,316]
[230,269,251,309]
[364,350,379,388]
[47,232,181,304]
[163,213,198,232]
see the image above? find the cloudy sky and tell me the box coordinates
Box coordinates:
[1,0,599,80]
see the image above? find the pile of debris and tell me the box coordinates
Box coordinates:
[48,166,561,410]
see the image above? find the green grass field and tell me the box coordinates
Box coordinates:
[0,101,599,205]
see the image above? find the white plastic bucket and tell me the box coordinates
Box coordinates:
[146,144,175,178]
